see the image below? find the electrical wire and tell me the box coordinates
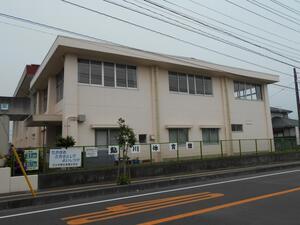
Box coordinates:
[270,0,300,16]
[224,0,300,33]
[188,0,300,45]
[60,0,295,78]
[104,0,300,67]
[246,0,300,25]
[159,0,300,58]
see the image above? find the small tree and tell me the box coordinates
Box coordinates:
[56,136,76,149]
[117,118,136,185]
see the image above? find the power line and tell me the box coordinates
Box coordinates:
[61,0,295,79]
[104,0,300,68]
[159,0,300,58]
[246,0,300,25]
[188,0,300,45]
[0,12,116,45]
[272,83,295,90]
[270,82,295,98]
[224,0,300,34]
[0,7,292,80]
[270,0,300,16]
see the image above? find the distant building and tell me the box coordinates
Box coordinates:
[271,107,298,137]
[10,36,278,158]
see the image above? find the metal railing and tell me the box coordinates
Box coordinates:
[6,138,300,176]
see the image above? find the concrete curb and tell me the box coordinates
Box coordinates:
[0,161,300,210]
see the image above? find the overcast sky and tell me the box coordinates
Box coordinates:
[0,0,299,118]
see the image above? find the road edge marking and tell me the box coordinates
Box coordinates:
[138,186,300,225]
[0,169,299,219]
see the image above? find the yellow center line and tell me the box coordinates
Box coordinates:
[63,192,210,220]
[138,186,300,225]
[63,192,224,225]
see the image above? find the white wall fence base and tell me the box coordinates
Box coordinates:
[0,167,38,194]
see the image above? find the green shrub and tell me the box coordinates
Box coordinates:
[117,174,131,185]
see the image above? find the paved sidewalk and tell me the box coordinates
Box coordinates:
[1,160,300,210]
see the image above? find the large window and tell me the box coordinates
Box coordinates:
[56,70,64,102]
[91,60,102,85]
[78,59,137,88]
[127,65,137,88]
[168,71,212,95]
[104,62,115,87]
[234,81,262,100]
[202,128,219,145]
[95,129,119,146]
[169,128,189,144]
[78,59,90,84]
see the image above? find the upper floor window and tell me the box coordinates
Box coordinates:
[78,59,137,88]
[56,70,64,102]
[169,71,212,95]
[234,81,262,100]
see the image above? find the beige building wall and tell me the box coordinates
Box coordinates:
[12,50,274,159]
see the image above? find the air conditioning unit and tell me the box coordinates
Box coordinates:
[77,114,86,123]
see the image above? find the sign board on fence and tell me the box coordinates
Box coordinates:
[49,148,82,168]
[108,145,119,155]
[186,142,194,150]
[130,145,141,154]
[151,144,160,152]
[24,149,39,171]
[169,143,177,151]
[85,147,98,158]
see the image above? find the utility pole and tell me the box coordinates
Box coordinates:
[293,68,300,144]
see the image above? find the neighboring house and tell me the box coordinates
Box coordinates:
[12,36,278,159]
[271,107,298,137]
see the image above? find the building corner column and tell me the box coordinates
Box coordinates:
[221,77,233,155]
[62,54,79,144]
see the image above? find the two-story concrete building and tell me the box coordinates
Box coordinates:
[12,36,278,159]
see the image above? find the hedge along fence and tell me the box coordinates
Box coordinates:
[6,138,286,176]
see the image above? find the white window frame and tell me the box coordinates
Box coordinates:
[78,58,138,90]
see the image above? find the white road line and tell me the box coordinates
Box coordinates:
[0,169,300,219]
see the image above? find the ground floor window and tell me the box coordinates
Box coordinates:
[169,128,189,144]
[95,129,119,146]
[202,128,219,144]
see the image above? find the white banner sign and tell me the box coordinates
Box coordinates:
[49,148,82,168]
[169,143,178,151]
[85,147,98,158]
[186,142,194,150]
[108,145,119,155]
[130,145,141,154]
[24,149,39,171]
[151,144,160,152]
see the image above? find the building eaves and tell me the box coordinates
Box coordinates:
[30,35,279,89]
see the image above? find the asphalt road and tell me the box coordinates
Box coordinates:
[1,168,300,225]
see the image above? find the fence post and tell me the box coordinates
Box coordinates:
[270,139,273,153]
[149,144,153,164]
[82,146,85,169]
[200,141,203,160]
[220,140,223,158]
[43,147,47,173]
[255,139,258,155]
[176,143,179,161]
[239,139,242,157]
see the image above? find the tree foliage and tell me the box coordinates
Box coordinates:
[117,118,136,185]
[56,136,76,149]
